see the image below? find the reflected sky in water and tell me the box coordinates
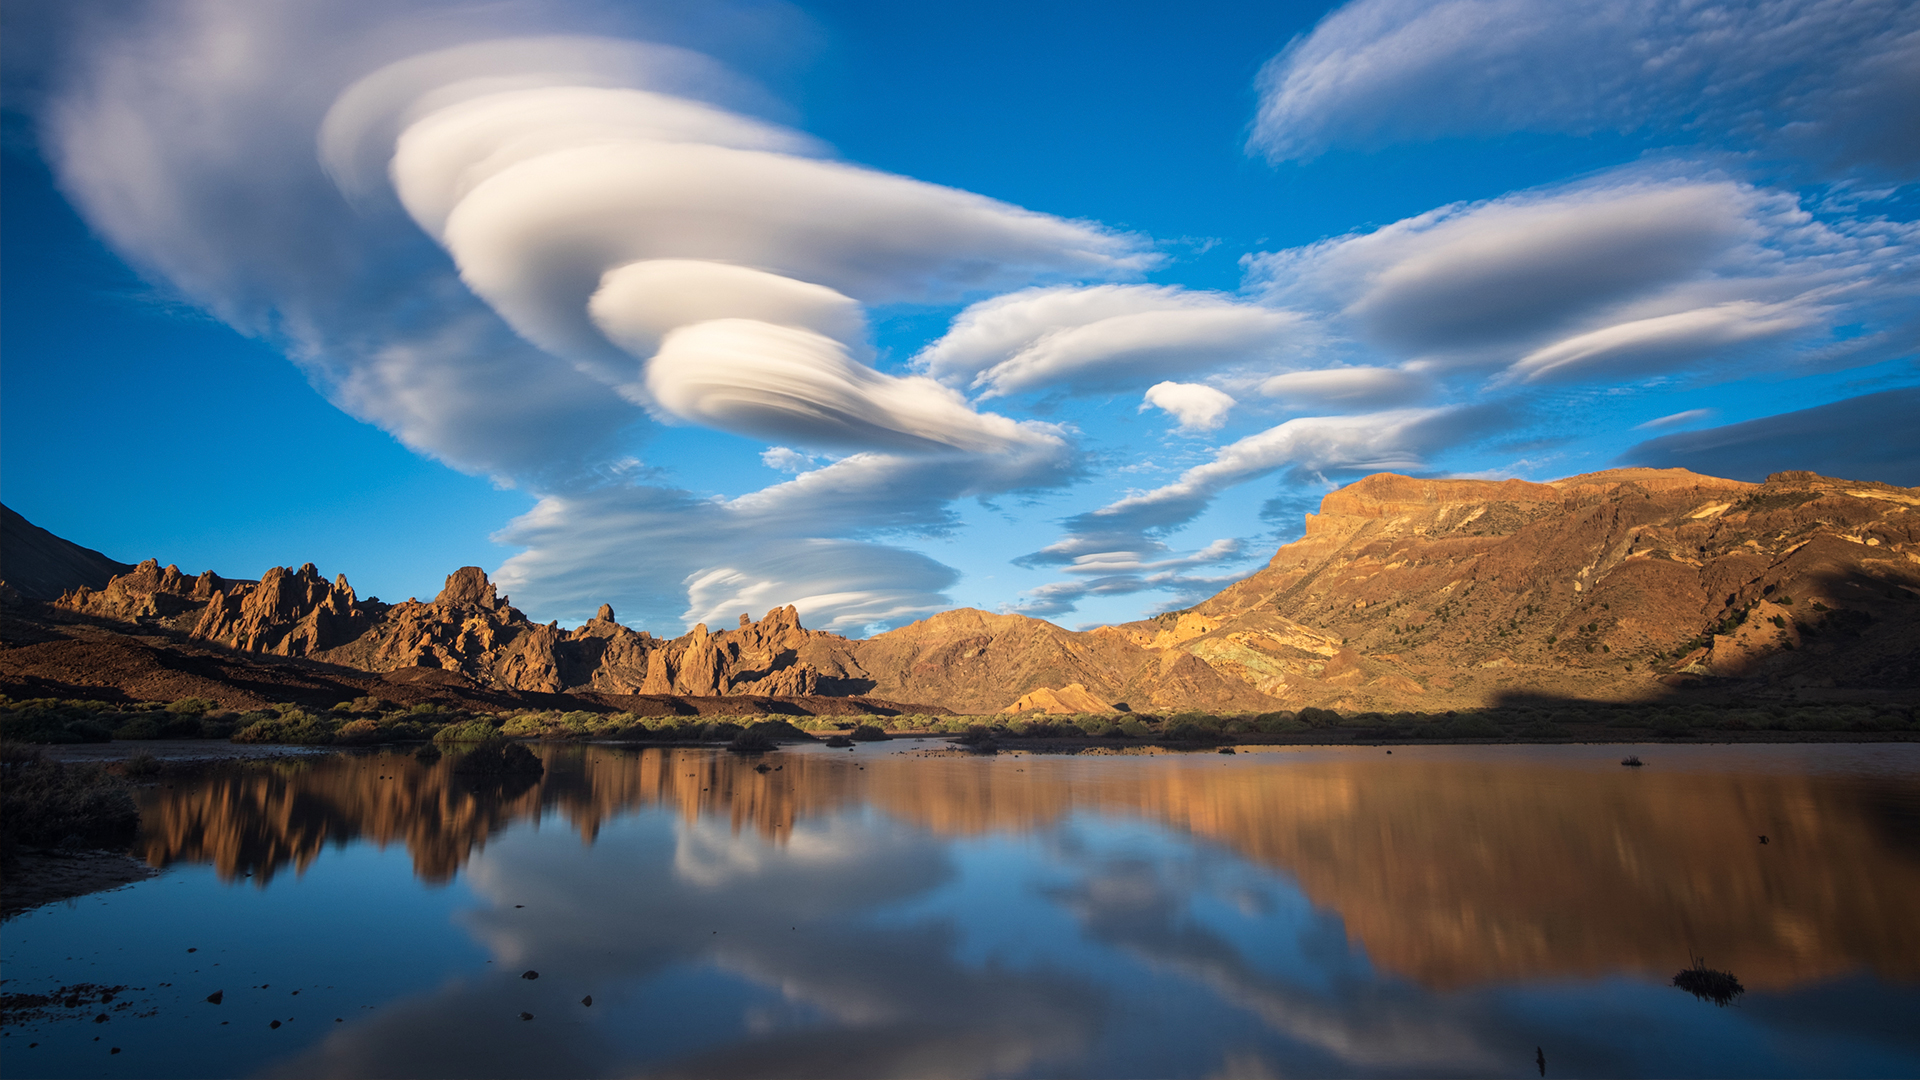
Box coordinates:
[4,742,1918,1078]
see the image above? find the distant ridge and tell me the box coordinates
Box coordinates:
[7,467,1918,712]
[0,504,133,601]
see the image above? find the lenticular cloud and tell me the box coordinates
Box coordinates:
[323,53,1146,452]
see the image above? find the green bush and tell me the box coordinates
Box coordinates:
[0,699,123,744]
[1296,707,1341,727]
[432,718,505,744]
[112,716,166,740]
[232,709,339,745]
[1076,717,1117,737]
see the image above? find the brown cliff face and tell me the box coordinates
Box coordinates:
[1151,468,1920,709]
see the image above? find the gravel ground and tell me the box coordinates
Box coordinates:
[35,740,335,763]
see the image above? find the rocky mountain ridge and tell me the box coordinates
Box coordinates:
[14,465,1919,713]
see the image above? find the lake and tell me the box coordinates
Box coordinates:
[4,741,1917,1078]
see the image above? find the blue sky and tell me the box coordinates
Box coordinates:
[3,0,1916,636]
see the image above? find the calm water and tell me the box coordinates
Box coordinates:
[3,742,1917,1079]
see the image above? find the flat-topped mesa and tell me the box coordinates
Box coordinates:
[1315,475,1559,522]
[1308,469,1762,531]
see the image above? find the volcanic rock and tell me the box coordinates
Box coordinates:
[16,467,1917,713]
[1141,468,1920,709]
[1002,683,1116,715]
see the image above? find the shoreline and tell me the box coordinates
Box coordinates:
[1,848,158,921]
[30,727,1920,763]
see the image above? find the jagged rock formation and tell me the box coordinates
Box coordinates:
[1116,468,1920,710]
[31,467,1920,712]
[0,504,133,601]
[1002,683,1116,715]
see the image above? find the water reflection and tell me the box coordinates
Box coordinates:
[133,744,1920,992]
[22,742,1896,1077]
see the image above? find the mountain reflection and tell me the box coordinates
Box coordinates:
[134,744,1920,992]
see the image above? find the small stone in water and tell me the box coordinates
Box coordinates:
[581,996,593,1007]
[521,970,539,980]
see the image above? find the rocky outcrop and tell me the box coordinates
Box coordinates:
[1146,468,1920,709]
[1002,683,1116,715]
[193,563,377,656]
[60,559,241,625]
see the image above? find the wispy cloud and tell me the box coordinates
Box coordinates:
[1250,0,1920,179]
[916,285,1300,398]
[1619,387,1920,486]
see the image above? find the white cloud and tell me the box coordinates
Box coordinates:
[1141,382,1235,431]
[1504,301,1812,384]
[1016,404,1510,606]
[646,319,1063,453]
[916,285,1300,397]
[1249,0,1920,179]
[759,446,817,473]
[1632,408,1712,432]
[1084,408,1458,534]
[365,78,1152,387]
[493,441,1081,630]
[1251,178,1766,356]
[1258,366,1432,409]
[1246,169,1919,383]
[36,0,1145,631]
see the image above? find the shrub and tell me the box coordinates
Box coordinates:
[165,698,214,715]
[1297,707,1341,728]
[433,718,505,744]
[112,716,165,741]
[231,709,339,745]
[0,753,139,853]
[1118,718,1152,738]
[335,718,385,744]
[0,699,122,744]
[121,752,162,778]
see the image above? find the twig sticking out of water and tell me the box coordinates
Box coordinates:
[1672,957,1744,1006]
[1620,755,1644,767]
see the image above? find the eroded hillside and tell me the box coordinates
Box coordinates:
[1113,469,1920,710]
[16,467,1920,713]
